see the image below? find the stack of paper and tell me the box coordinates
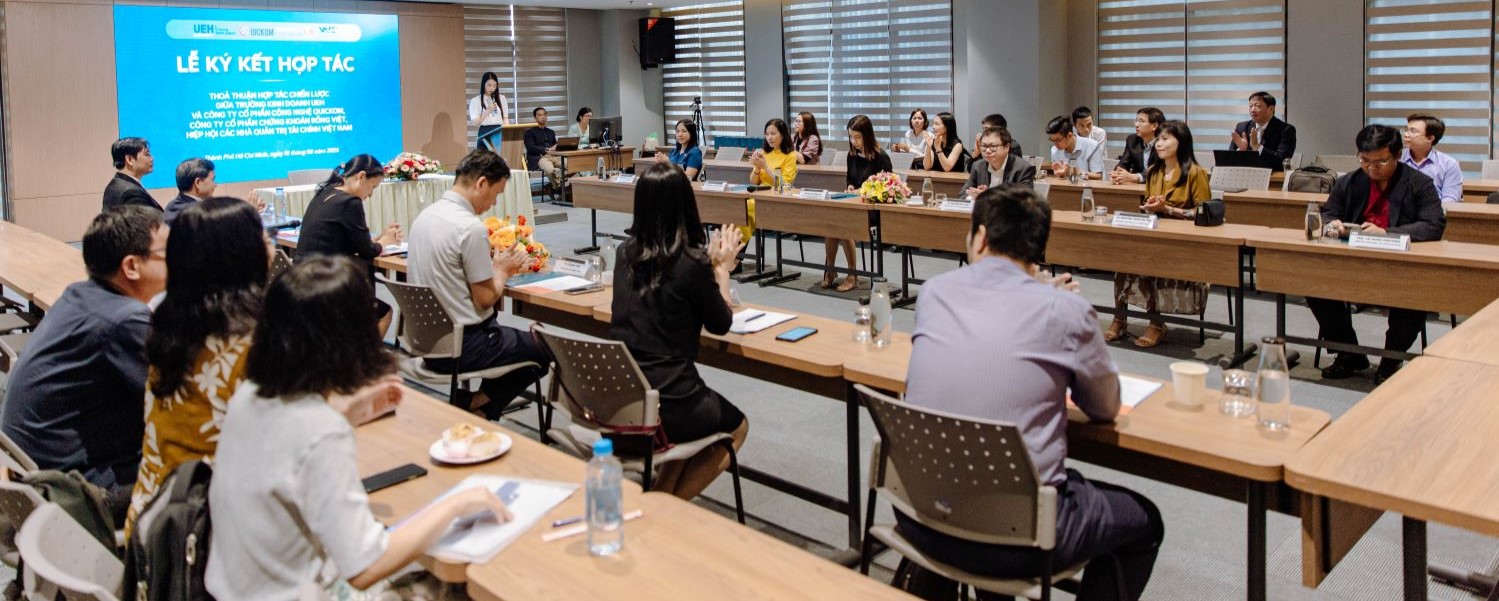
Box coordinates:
[505,272,596,294]
[731,309,797,334]
[427,475,578,564]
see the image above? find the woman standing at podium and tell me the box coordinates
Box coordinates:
[468,72,510,150]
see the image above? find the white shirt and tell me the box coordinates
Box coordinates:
[468,94,509,126]
[1050,136,1105,174]
[408,191,497,326]
[903,129,931,157]
[1087,126,1107,147]
[207,384,389,600]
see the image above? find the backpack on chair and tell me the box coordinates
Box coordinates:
[124,460,215,601]
[1287,164,1336,194]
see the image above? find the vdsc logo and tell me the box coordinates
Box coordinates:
[318,25,339,33]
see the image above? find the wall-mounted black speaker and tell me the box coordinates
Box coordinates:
[639,17,676,68]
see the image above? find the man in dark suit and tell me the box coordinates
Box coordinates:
[961,126,1036,198]
[103,137,161,212]
[1313,124,1445,384]
[163,158,216,225]
[1226,91,1297,168]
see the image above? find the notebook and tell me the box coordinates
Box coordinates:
[731,309,796,334]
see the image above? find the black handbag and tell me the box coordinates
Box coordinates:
[1194,199,1226,226]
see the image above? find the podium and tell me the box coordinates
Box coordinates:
[481,123,539,171]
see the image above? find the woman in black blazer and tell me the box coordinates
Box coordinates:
[1110,107,1165,184]
[297,154,401,335]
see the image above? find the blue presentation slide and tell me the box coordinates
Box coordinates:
[114,6,401,188]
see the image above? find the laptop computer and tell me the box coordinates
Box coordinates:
[1213,149,1281,171]
[555,136,581,151]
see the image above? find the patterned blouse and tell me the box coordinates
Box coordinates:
[126,335,251,533]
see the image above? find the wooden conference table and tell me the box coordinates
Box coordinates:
[1424,295,1499,367]
[0,221,85,312]
[548,145,636,206]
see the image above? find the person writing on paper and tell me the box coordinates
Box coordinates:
[890,109,932,168]
[298,154,401,337]
[1047,115,1105,180]
[1401,113,1464,204]
[961,126,1036,199]
[208,257,513,600]
[1227,91,1296,168]
[1313,124,1445,384]
[611,162,749,500]
[524,107,561,188]
[653,119,703,180]
[826,115,891,292]
[922,112,968,173]
[1105,121,1210,348]
[1111,107,1165,184]
[791,111,823,165]
[569,107,594,147]
[408,150,548,418]
[749,118,798,187]
[899,186,1162,601]
[469,72,510,150]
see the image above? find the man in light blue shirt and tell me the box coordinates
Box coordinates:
[1401,113,1464,204]
[1046,115,1104,180]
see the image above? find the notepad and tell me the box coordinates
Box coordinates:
[381,243,408,256]
[731,309,796,334]
[425,475,577,564]
[511,274,595,294]
[1067,375,1161,416]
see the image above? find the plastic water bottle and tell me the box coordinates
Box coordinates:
[921,177,934,204]
[597,157,607,180]
[1081,188,1096,222]
[1068,159,1082,185]
[1255,337,1292,432]
[274,187,287,223]
[1304,201,1323,242]
[852,297,872,344]
[586,439,623,556]
[869,278,893,348]
[772,168,784,194]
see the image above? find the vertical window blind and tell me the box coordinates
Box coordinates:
[462,5,570,145]
[1366,0,1491,176]
[783,0,952,144]
[662,2,748,142]
[1096,0,1284,157]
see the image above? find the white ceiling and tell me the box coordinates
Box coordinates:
[401,0,702,8]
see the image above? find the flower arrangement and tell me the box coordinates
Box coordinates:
[383,152,443,181]
[483,215,551,273]
[858,171,915,204]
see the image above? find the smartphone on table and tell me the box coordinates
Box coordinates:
[775,326,819,342]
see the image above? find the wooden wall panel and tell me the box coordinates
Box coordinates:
[400,13,467,167]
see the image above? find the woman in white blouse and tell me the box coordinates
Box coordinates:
[469,71,510,150]
[891,108,933,169]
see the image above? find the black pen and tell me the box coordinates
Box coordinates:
[744,312,765,323]
[552,516,583,528]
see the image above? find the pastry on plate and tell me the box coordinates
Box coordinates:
[469,431,505,456]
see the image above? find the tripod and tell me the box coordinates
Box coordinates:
[691,96,713,150]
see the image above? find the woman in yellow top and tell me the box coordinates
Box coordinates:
[1105,121,1210,348]
[749,118,798,187]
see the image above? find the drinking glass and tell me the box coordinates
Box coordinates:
[1220,369,1256,417]
[932,192,947,207]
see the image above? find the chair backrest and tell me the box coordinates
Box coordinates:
[531,323,658,429]
[0,431,37,479]
[1194,150,1216,169]
[715,147,746,163]
[286,169,326,186]
[1482,160,1499,180]
[1314,154,1360,175]
[857,384,1056,550]
[1102,158,1119,174]
[269,249,294,280]
[1290,152,1303,170]
[0,481,45,568]
[17,502,123,601]
[889,152,917,170]
[376,276,463,359]
[1209,166,1272,191]
[828,149,848,168]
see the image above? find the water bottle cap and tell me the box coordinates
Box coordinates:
[593,438,613,456]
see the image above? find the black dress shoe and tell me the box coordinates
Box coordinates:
[1321,356,1370,379]
[1373,360,1403,385]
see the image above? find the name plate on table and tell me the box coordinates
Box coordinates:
[938,199,974,213]
[553,257,592,277]
[702,181,729,192]
[611,174,637,184]
[796,188,829,200]
[1111,212,1159,230]
[1348,231,1411,252]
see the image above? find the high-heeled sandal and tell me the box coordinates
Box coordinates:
[836,276,860,293]
[1134,322,1168,348]
[818,272,835,289]
[1103,318,1127,342]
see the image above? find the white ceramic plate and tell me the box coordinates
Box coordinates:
[428,432,513,465]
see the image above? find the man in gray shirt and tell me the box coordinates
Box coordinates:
[406,149,546,418]
[898,185,1163,601]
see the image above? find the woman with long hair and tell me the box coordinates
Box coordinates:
[610,163,750,500]
[892,108,932,167]
[824,115,892,292]
[298,153,400,335]
[791,111,823,165]
[1107,121,1211,347]
[125,197,268,533]
[749,118,798,187]
[208,257,512,598]
[923,111,969,172]
[1111,107,1166,184]
[653,119,703,180]
[469,72,509,149]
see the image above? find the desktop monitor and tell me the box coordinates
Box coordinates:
[595,116,624,146]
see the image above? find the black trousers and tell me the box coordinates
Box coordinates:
[1306,297,1425,364]
[423,315,547,416]
[894,469,1164,601]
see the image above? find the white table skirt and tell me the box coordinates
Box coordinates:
[253,173,534,231]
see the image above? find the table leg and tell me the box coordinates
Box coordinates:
[1248,482,1267,601]
[1276,293,1287,339]
[574,209,601,255]
[736,228,776,284]
[1404,516,1427,600]
[558,156,572,206]
[845,384,864,550]
[759,232,802,287]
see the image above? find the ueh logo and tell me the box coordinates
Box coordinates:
[191,23,214,34]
